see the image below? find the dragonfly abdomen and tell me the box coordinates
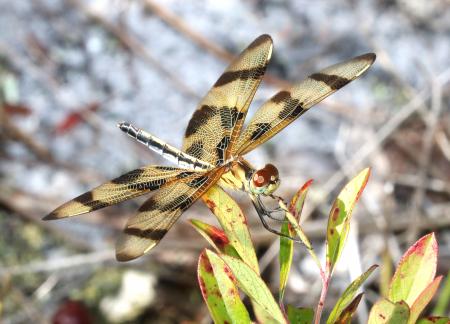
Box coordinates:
[117,122,212,171]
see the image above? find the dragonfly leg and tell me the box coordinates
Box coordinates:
[269,194,288,212]
[250,195,300,243]
[256,195,287,222]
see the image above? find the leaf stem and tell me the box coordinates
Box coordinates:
[315,272,331,324]
[281,200,330,323]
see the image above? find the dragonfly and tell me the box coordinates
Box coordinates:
[44,35,375,261]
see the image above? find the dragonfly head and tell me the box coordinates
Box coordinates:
[249,164,280,196]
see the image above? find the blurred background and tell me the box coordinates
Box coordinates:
[0,0,449,323]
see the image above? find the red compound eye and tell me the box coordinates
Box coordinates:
[252,169,269,187]
[263,164,279,178]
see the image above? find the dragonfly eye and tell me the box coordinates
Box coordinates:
[264,164,279,179]
[253,170,269,187]
[250,164,280,195]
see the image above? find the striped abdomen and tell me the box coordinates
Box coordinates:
[117,122,212,171]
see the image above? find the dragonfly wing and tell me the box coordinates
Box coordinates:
[182,35,272,165]
[43,166,199,220]
[233,53,376,155]
[116,169,223,261]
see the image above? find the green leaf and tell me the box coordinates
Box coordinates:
[279,180,313,304]
[417,317,450,324]
[368,298,410,324]
[282,204,314,251]
[279,225,294,305]
[334,293,364,324]
[433,270,450,316]
[409,276,442,324]
[202,186,259,274]
[327,265,378,324]
[200,250,251,323]
[282,204,321,271]
[206,250,286,323]
[326,168,370,274]
[388,233,438,306]
[289,179,313,221]
[197,251,237,323]
[190,219,240,257]
[253,302,282,324]
[286,304,314,324]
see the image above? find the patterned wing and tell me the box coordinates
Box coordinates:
[115,169,224,261]
[182,35,273,166]
[233,53,376,155]
[43,166,199,220]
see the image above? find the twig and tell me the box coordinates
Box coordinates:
[143,0,291,89]
[0,250,116,276]
[258,238,281,273]
[0,107,110,184]
[390,173,450,195]
[6,287,47,324]
[390,132,447,181]
[143,0,233,62]
[0,34,162,176]
[143,0,369,123]
[2,115,54,163]
[66,0,199,99]
[301,62,449,229]
[435,130,450,162]
[32,273,60,301]
[251,207,450,244]
[407,80,443,243]
[334,122,371,323]
[0,189,94,251]
[253,80,450,296]
[305,81,442,220]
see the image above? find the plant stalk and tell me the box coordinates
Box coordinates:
[314,272,330,324]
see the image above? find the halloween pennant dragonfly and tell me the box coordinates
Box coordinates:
[44,35,375,261]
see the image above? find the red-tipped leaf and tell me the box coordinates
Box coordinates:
[388,233,438,306]
[279,180,313,304]
[326,168,370,275]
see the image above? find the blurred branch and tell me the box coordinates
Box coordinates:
[0,189,94,251]
[1,116,54,163]
[0,250,116,276]
[435,130,450,162]
[66,0,200,99]
[251,208,450,245]
[0,104,108,183]
[142,0,378,122]
[0,38,147,182]
[6,287,47,324]
[307,71,450,217]
[143,0,234,62]
[0,245,204,277]
[407,79,444,243]
[391,132,446,180]
[391,173,450,196]
[256,68,450,270]
[143,0,291,89]
[45,0,367,130]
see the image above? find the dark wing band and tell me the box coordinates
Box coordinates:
[233,53,376,156]
[182,35,273,166]
[43,166,200,220]
[115,168,224,261]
